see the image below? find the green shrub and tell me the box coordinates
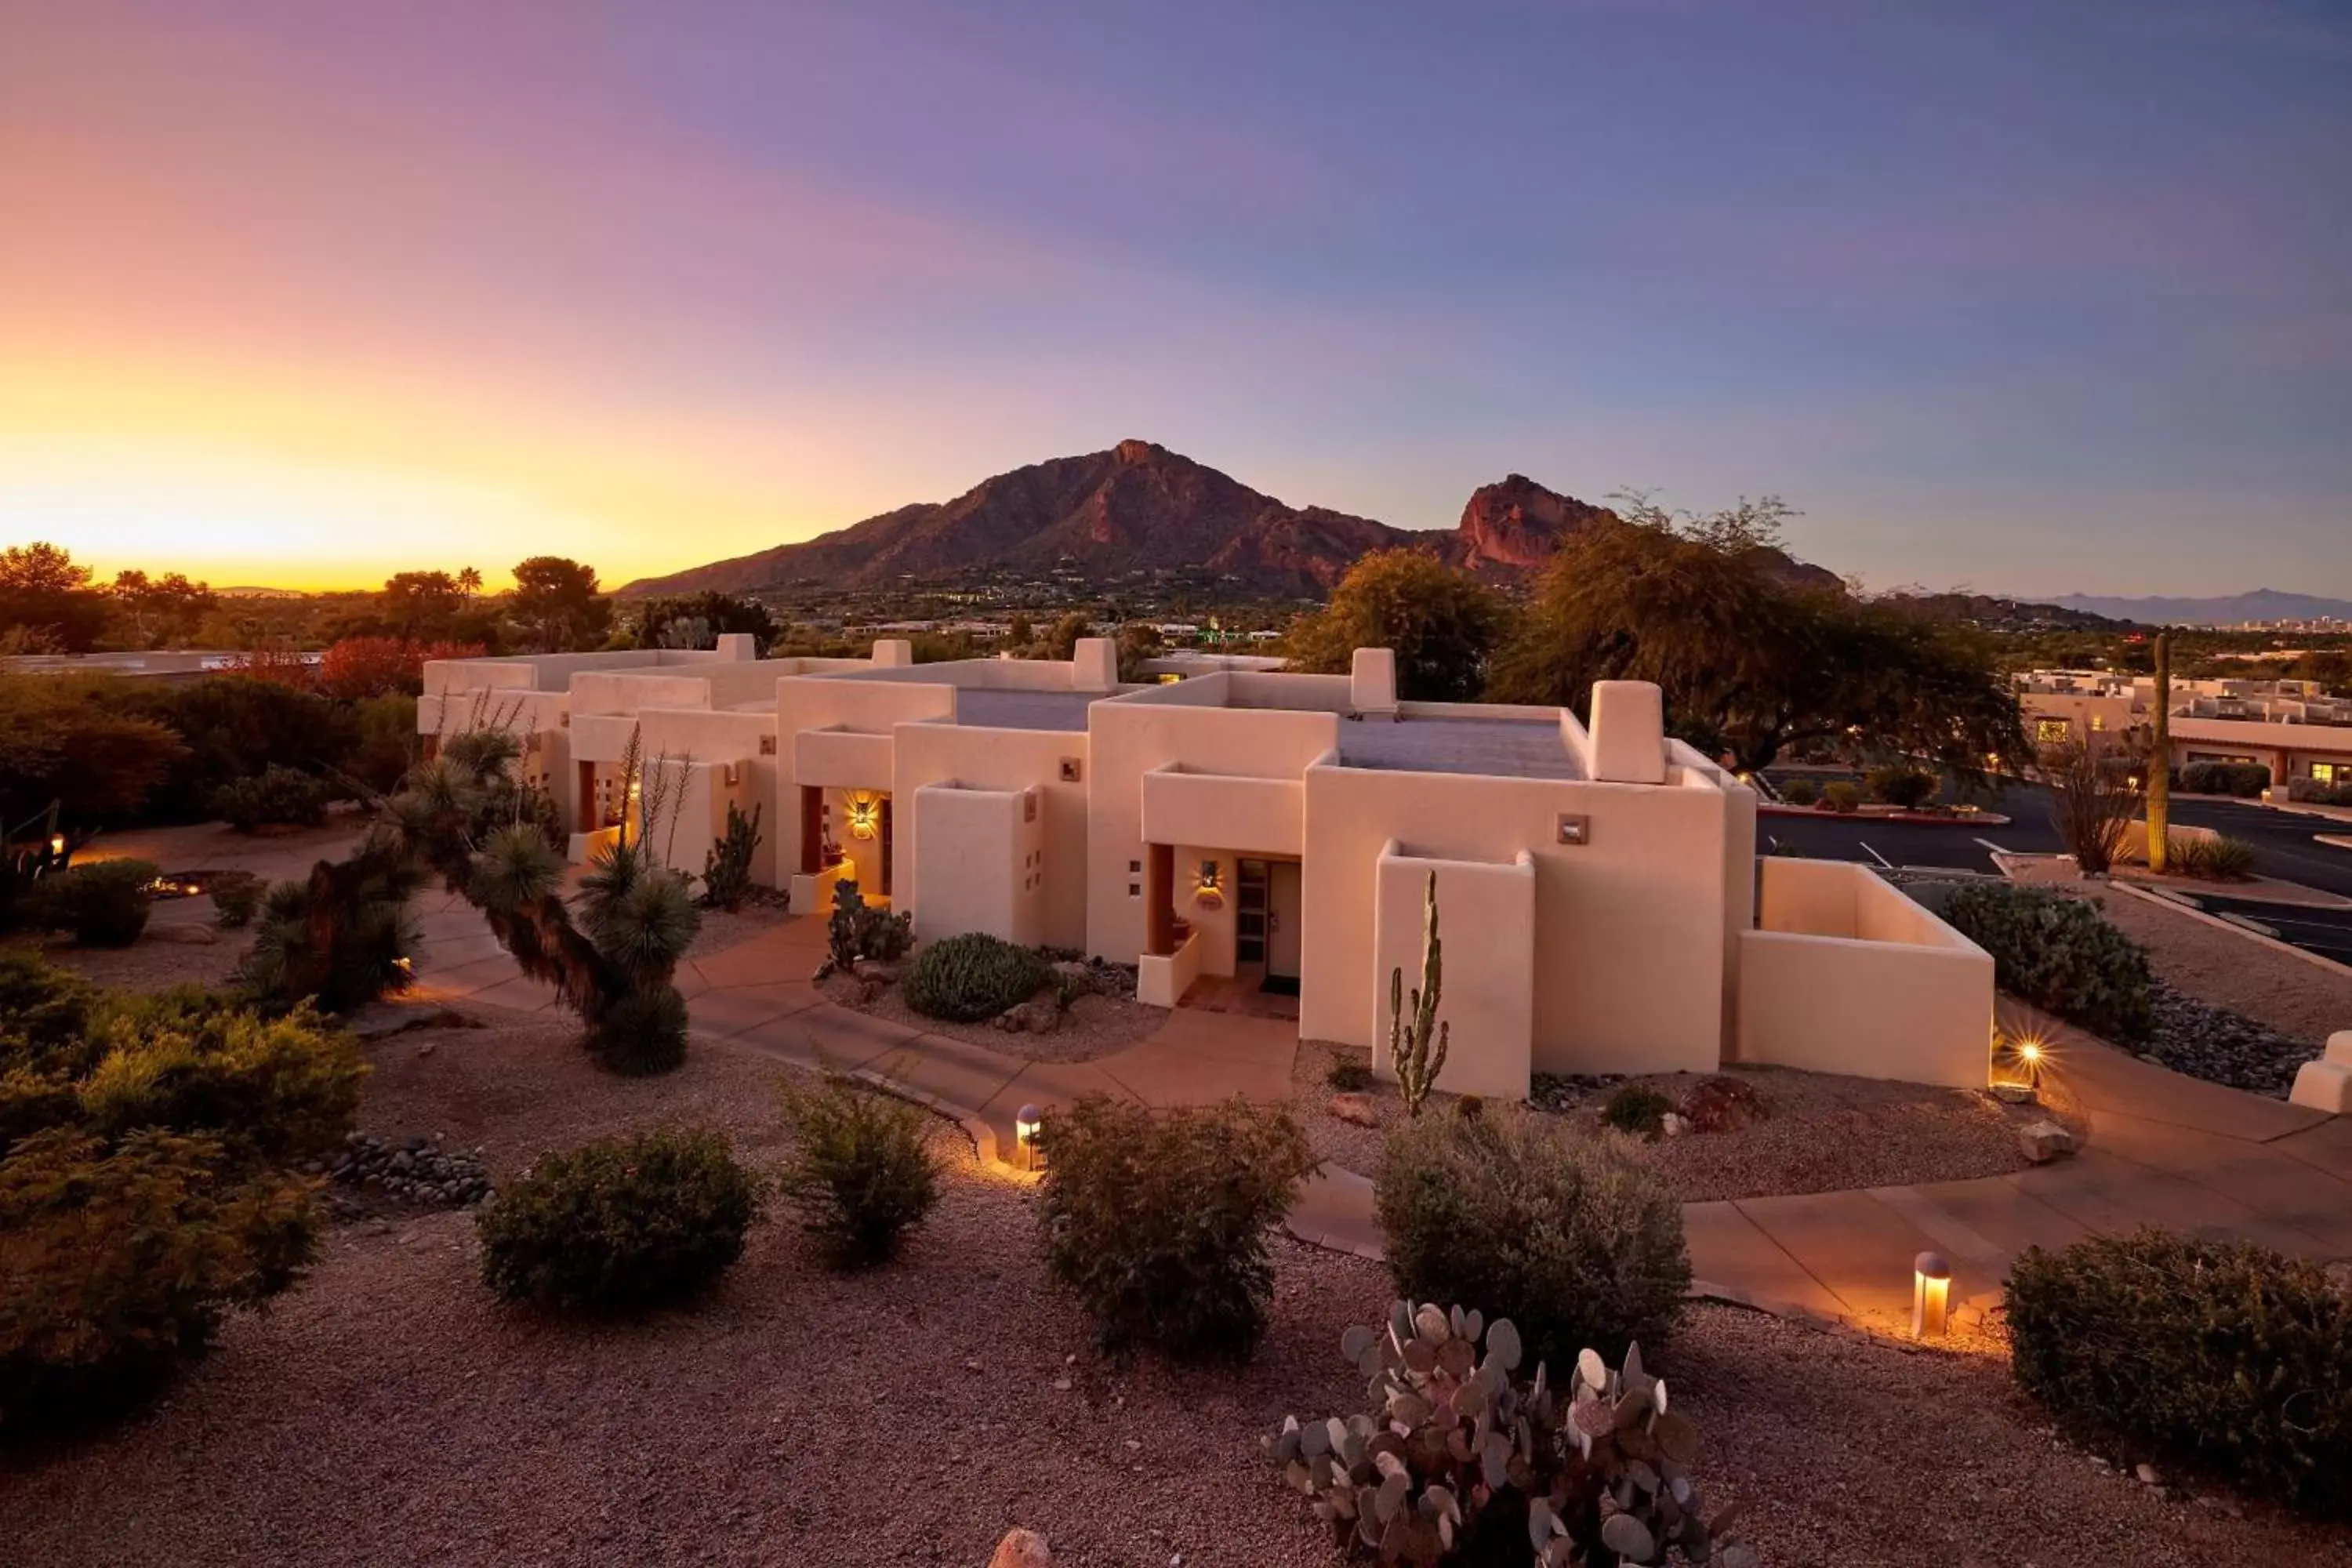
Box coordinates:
[346,692,419,795]
[902,932,1048,1023]
[590,985,690,1076]
[1037,1095,1316,1361]
[822,878,912,972]
[1776,777,1819,807]
[0,960,359,1432]
[1601,1082,1674,1137]
[476,1127,763,1312]
[1377,1103,1690,1367]
[1941,883,2154,1044]
[1326,1054,1375,1093]
[238,858,421,1014]
[1865,764,1939,810]
[31,859,158,946]
[2169,833,2258,880]
[1820,780,1862,813]
[211,765,331,831]
[775,1076,940,1268]
[114,677,354,826]
[2007,1230,2352,1517]
[206,870,263,927]
[2177,760,2270,798]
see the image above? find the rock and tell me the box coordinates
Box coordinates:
[2018,1120,2079,1163]
[861,960,902,986]
[150,922,219,946]
[1679,1076,1766,1132]
[2136,1462,2160,1486]
[1327,1092,1378,1128]
[988,1528,1051,1568]
[1661,1112,1688,1138]
[995,999,1061,1035]
[417,1041,437,1058]
[1989,1082,2038,1105]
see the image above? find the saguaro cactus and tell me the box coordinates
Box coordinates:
[2147,630,2172,873]
[1388,870,1450,1117]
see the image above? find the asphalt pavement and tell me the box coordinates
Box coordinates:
[1762,783,2352,897]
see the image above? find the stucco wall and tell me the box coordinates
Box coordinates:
[1140,768,1305,858]
[1298,762,1730,1076]
[1740,858,1992,1088]
[891,721,1089,950]
[911,782,1045,946]
[1372,846,1536,1100]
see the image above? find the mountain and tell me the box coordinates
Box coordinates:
[2022,589,2352,626]
[618,441,1836,597]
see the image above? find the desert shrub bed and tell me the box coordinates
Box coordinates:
[1036,1095,1316,1361]
[477,1126,762,1312]
[2008,1229,2352,1518]
[1942,882,2154,1044]
[1377,1102,1690,1367]
[902,932,1047,1022]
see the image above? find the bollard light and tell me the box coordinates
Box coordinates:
[1014,1104,1044,1172]
[1912,1250,1951,1340]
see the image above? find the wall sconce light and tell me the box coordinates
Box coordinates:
[1014,1104,1043,1172]
[846,792,880,840]
[1911,1251,1951,1340]
[49,834,67,858]
[1193,859,1224,908]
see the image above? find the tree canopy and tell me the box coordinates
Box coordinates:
[1487,512,2025,779]
[619,591,779,651]
[0,543,111,653]
[510,557,612,653]
[1283,549,1508,703]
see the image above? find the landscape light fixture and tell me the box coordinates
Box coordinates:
[1911,1251,1951,1340]
[1014,1105,1043,1171]
[49,834,67,857]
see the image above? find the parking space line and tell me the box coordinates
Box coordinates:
[1860,842,1893,869]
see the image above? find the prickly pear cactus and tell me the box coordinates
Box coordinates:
[1264,1300,1751,1566]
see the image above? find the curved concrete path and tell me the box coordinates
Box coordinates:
[403,904,2352,1342]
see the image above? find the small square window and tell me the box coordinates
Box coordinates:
[1127,883,1141,898]
[1129,859,1142,874]
[759,734,777,756]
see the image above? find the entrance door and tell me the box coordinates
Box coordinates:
[1265,861,1302,991]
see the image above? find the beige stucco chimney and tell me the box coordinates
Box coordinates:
[1588,681,1668,784]
[1072,637,1118,691]
[1352,647,1399,720]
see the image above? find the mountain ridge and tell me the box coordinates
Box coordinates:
[618,441,1838,597]
[2017,588,2352,626]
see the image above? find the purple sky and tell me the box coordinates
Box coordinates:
[3,0,2347,594]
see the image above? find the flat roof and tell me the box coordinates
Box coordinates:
[1336,716,1582,780]
[953,688,1097,732]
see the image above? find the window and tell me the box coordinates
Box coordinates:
[2315,762,2339,785]
[2089,714,2105,731]
[2034,718,2073,744]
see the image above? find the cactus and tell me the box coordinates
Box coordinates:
[1267,1301,1748,1566]
[1388,871,1449,1119]
[698,800,764,912]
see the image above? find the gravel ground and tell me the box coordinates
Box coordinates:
[2143,982,2319,1098]
[684,896,796,960]
[3,915,252,993]
[5,1020,2344,1566]
[824,974,1169,1064]
[2092,886,2344,1051]
[1289,1047,2067,1201]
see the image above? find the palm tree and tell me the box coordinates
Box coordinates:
[456,565,483,601]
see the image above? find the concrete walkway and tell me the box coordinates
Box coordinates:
[404,907,2352,1341]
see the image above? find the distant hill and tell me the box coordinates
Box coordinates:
[618,441,1839,597]
[2023,588,2352,626]
[1882,591,2125,632]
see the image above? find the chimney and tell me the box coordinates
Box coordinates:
[1072,637,1117,691]
[872,638,914,668]
[713,633,757,662]
[1588,681,1668,784]
[1352,648,1399,720]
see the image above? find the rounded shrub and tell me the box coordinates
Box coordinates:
[1941,883,2154,1044]
[2007,1229,2352,1517]
[1601,1082,1674,1137]
[1776,777,1819,807]
[206,870,264,928]
[1377,1102,1690,1367]
[1819,780,1862,814]
[33,860,159,947]
[476,1127,763,1312]
[590,985,691,1076]
[902,932,1048,1023]
[775,1075,941,1269]
[2169,833,2258,881]
[210,765,332,832]
[1037,1095,1316,1361]
[1865,764,1939,810]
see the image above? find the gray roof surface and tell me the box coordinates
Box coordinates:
[953,688,1098,732]
[1335,717,1581,780]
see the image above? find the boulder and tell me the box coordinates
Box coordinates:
[988,1528,1051,1568]
[994,999,1062,1035]
[1660,1112,1688,1138]
[1679,1075,1765,1133]
[2018,1120,2079,1163]
[1328,1092,1379,1128]
[2327,1030,2352,1067]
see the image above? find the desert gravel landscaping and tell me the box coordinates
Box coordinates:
[6,1011,2348,1566]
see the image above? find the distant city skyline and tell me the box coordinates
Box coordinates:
[2,2,2347,595]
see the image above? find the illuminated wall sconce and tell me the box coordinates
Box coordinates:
[1014,1104,1044,1172]
[49,834,67,858]
[846,792,881,840]
[1911,1250,1951,1340]
[723,762,741,788]
[1193,859,1224,908]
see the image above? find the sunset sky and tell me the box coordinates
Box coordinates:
[2,2,2347,597]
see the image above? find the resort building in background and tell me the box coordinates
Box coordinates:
[2016,670,2352,792]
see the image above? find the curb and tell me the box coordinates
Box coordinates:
[2106,879,2352,981]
